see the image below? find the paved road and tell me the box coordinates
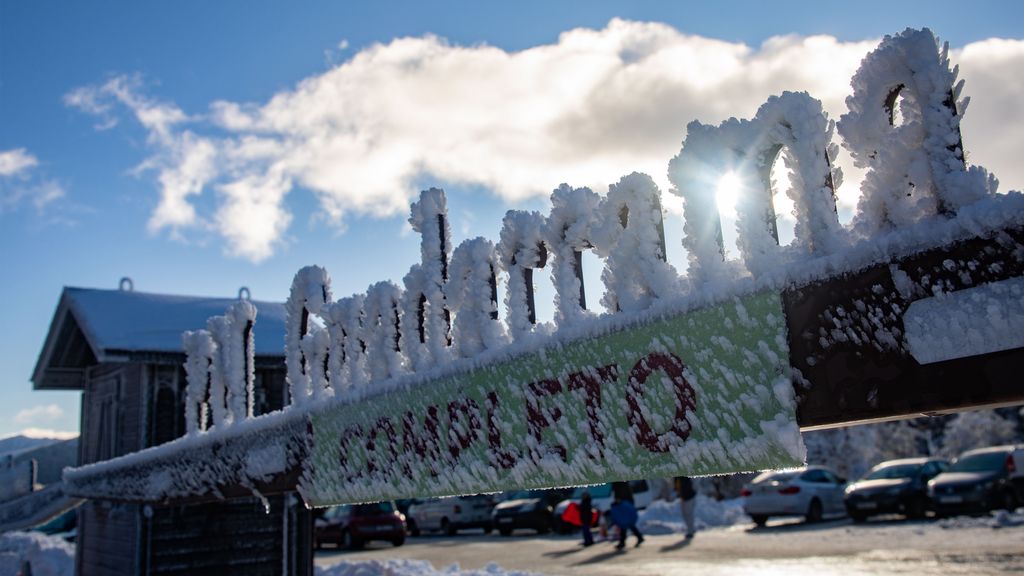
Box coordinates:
[315,517,1024,575]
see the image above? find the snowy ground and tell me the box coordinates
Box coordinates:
[0,531,74,576]
[4,501,1021,575]
[316,503,1024,576]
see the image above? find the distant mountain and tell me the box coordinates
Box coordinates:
[16,438,79,484]
[0,434,79,487]
[0,435,60,459]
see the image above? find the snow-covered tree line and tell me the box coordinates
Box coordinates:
[805,408,1024,480]
[179,28,1004,432]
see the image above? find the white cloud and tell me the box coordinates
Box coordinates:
[0,148,38,177]
[7,428,78,440]
[14,404,64,425]
[0,148,66,213]
[66,20,1024,262]
[953,39,1024,195]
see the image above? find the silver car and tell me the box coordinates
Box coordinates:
[742,466,847,526]
[406,495,495,536]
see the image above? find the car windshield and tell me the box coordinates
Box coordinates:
[571,484,612,499]
[950,452,1007,473]
[352,502,395,516]
[864,463,920,480]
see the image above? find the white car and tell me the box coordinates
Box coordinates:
[1011,445,1024,503]
[741,466,847,526]
[552,480,658,533]
[406,495,495,536]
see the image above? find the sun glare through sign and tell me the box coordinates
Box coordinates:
[716,171,742,217]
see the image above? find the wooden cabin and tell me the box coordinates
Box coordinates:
[32,285,312,575]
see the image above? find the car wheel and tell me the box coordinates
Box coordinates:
[536,523,550,535]
[906,495,927,519]
[408,519,420,537]
[751,515,768,527]
[392,536,405,547]
[341,530,364,550]
[806,499,823,523]
[850,513,867,523]
[483,524,493,535]
[442,518,457,536]
[499,528,512,536]
[553,518,570,534]
[1001,490,1018,512]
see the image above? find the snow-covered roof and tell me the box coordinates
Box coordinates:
[63,287,285,358]
[33,287,286,390]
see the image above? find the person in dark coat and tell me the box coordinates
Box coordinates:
[579,491,594,546]
[608,497,643,550]
[611,480,634,503]
[674,475,698,538]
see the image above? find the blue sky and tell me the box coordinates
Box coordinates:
[2,0,1023,439]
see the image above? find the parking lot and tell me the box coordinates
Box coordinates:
[315,512,1024,575]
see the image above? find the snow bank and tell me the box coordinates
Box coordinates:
[0,532,74,576]
[937,509,1024,530]
[315,560,540,576]
[638,495,747,535]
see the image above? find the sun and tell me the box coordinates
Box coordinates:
[715,171,742,216]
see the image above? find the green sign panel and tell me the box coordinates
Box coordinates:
[301,290,804,506]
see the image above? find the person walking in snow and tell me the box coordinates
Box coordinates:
[674,475,697,538]
[608,497,643,550]
[579,491,594,547]
[611,480,634,503]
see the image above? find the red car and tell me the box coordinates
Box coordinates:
[314,502,406,549]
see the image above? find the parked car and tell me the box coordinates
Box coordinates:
[30,504,80,543]
[314,501,406,549]
[1011,445,1024,502]
[551,479,657,534]
[928,445,1020,516]
[491,488,573,536]
[843,457,949,521]
[741,466,846,526]
[406,494,495,536]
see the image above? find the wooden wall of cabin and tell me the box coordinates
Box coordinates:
[141,494,311,576]
[138,359,310,575]
[77,362,144,576]
[143,359,288,446]
[76,358,309,575]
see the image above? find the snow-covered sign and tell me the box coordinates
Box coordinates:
[60,28,1024,507]
[301,291,801,506]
